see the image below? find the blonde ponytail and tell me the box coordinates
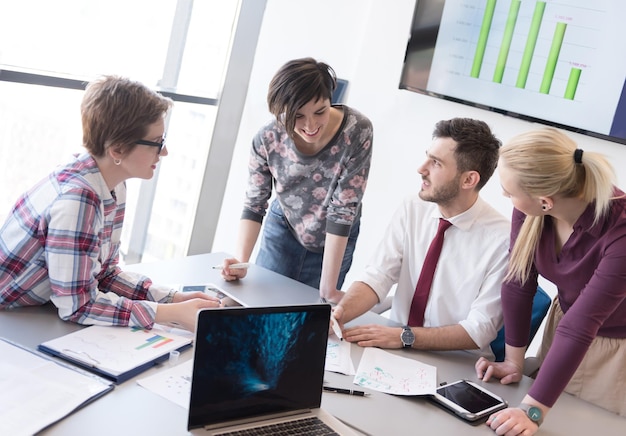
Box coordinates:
[501,128,617,283]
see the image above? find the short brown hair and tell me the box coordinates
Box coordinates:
[433,118,501,190]
[81,76,173,157]
[267,57,337,138]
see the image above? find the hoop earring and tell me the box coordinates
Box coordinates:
[114,158,122,166]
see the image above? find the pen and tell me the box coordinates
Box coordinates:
[323,386,369,396]
[212,262,250,270]
[330,314,343,340]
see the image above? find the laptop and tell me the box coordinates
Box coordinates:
[188,304,357,435]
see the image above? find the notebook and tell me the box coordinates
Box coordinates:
[188,304,357,435]
[0,338,114,435]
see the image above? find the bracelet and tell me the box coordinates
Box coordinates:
[165,289,177,304]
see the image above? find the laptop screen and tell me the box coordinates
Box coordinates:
[188,304,331,430]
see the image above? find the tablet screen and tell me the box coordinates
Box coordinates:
[437,381,502,413]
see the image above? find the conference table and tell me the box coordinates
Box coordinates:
[1,252,623,435]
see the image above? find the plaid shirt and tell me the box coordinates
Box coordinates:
[0,153,170,328]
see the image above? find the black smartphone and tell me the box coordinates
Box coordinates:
[430,379,508,423]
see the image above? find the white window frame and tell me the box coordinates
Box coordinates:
[0,0,267,263]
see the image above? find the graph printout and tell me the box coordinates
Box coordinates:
[353,348,437,395]
[425,0,625,137]
[39,324,193,376]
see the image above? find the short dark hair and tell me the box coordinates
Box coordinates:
[81,75,173,157]
[267,57,337,138]
[433,118,501,190]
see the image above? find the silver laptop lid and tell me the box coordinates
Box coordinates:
[188,304,331,431]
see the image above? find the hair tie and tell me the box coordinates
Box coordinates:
[574,149,583,164]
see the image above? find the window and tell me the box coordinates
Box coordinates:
[0,0,255,264]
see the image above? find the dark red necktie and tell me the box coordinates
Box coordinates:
[408,218,453,327]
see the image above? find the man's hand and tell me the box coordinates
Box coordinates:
[343,324,404,349]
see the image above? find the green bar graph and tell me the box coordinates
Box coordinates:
[493,0,521,83]
[540,22,567,94]
[471,0,497,78]
[465,0,583,101]
[516,1,546,88]
[565,68,581,99]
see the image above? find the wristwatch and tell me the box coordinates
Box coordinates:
[400,326,415,348]
[519,403,543,427]
[165,289,177,304]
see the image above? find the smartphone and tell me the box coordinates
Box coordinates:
[180,284,226,299]
[430,379,508,423]
[180,284,241,307]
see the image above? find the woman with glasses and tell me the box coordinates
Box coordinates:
[219,57,373,303]
[0,76,220,332]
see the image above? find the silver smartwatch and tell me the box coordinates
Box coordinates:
[519,403,543,427]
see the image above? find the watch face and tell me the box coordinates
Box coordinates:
[527,406,542,422]
[401,328,415,345]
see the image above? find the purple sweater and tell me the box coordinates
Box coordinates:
[502,188,626,407]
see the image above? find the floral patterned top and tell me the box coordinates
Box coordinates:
[242,105,373,252]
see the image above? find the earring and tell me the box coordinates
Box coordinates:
[114,158,122,166]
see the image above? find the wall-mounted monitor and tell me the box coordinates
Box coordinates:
[400,0,626,145]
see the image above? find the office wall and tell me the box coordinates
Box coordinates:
[213,0,626,294]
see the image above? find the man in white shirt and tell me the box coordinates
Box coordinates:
[333,118,510,358]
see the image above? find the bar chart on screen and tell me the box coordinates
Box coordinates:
[425,0,623,136]
[465,0,595,98]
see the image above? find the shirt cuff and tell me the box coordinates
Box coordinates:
[149,284,174,303]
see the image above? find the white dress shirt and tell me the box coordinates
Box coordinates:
[358,195,510,357]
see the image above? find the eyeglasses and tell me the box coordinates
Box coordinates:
[136,135,166,154]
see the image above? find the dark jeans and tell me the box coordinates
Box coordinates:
[256,200,360,290]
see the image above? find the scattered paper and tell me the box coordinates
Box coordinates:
[325,336,355,375]
[137,337,355,409]
[353,347,436,395]
[137,359,193,409]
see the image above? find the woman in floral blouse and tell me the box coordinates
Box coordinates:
[220,58,373,302]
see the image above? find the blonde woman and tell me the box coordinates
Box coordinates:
[476,128,626,435]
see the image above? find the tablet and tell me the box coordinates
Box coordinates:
[430,380,508,423]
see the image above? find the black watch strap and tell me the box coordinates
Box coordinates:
[401,326,415,348]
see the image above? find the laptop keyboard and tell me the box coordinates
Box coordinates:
[215,416,339,435]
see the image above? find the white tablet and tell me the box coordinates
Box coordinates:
[430,379,508,423]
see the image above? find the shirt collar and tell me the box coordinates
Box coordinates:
[433,197,488,231]
[573,201,597,235]
[76,153,118,215]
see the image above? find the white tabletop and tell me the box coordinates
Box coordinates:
[1,252,623,435]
